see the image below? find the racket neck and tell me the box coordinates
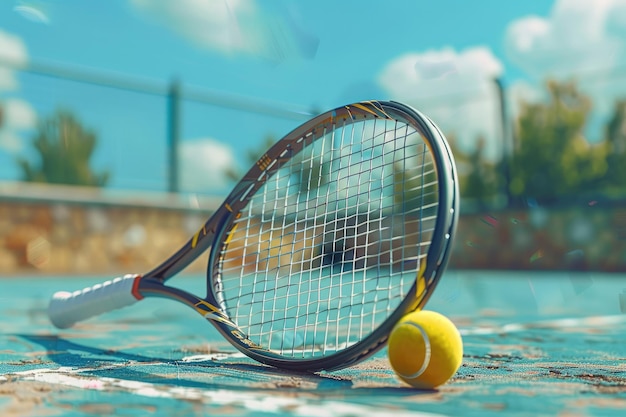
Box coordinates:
[143,206,231,281]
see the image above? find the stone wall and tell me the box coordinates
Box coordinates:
[451,202,626,272]
[0,183,213,276]
[1,183,625,276]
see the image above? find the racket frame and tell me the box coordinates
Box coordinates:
[148,101,458,371]
[52,100,459,372]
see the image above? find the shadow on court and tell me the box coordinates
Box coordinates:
[15,334,360,390]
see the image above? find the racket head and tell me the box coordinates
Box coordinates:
[202,101,458,371]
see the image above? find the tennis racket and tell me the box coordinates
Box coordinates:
[48,100,459,372]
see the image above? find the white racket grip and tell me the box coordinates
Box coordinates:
[48,274,141,329]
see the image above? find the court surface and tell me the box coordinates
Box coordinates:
[1,270,625,417]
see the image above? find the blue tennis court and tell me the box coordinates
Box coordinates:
[2,2,626,416]
[2,270,625,417]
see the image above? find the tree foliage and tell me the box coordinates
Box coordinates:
[508,80,607,204]
[458,136,502,208]
[603,99,626,195]
[17,109,109,187]
[231,81,625,210]
[457,79,625,208]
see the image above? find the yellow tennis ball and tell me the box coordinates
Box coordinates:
[387,310,463,389]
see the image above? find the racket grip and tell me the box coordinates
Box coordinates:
[48,274,141,329]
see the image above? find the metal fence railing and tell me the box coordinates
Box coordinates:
[2,57,626,209]
[0,58,315,195]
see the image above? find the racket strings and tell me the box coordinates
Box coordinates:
[218,116,439,358]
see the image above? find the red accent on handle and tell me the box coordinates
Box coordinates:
[132,275,144,300]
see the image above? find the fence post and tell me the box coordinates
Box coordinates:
[167,78,181,194]
[494,77,512,208]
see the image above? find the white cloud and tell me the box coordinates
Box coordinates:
[505,0,626,139]
[13,5,51,25]
[0,99,37,153]
[0,30,28,90]
[0,30,34,153]
[3,98,37,129]
[378,46,504,160]
[180,138,235,193]
[505,0,626,77]
[130,0,318,62]
[131,0,256,54]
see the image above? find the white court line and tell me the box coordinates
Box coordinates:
[460,314,626,336]
[180,352,247,362]
[1,366,449,417]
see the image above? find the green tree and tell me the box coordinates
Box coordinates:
[17,109,109,186]
[603,99,626,196]
[392,151,440,212]
[460,136,502,208]
[509,80,606,204]
[436,134,502,211]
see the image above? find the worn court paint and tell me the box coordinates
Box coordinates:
[1,272,625,416]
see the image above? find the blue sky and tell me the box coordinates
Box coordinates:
[1,0,626,195]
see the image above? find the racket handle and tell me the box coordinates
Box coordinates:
[48,274,141,329]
